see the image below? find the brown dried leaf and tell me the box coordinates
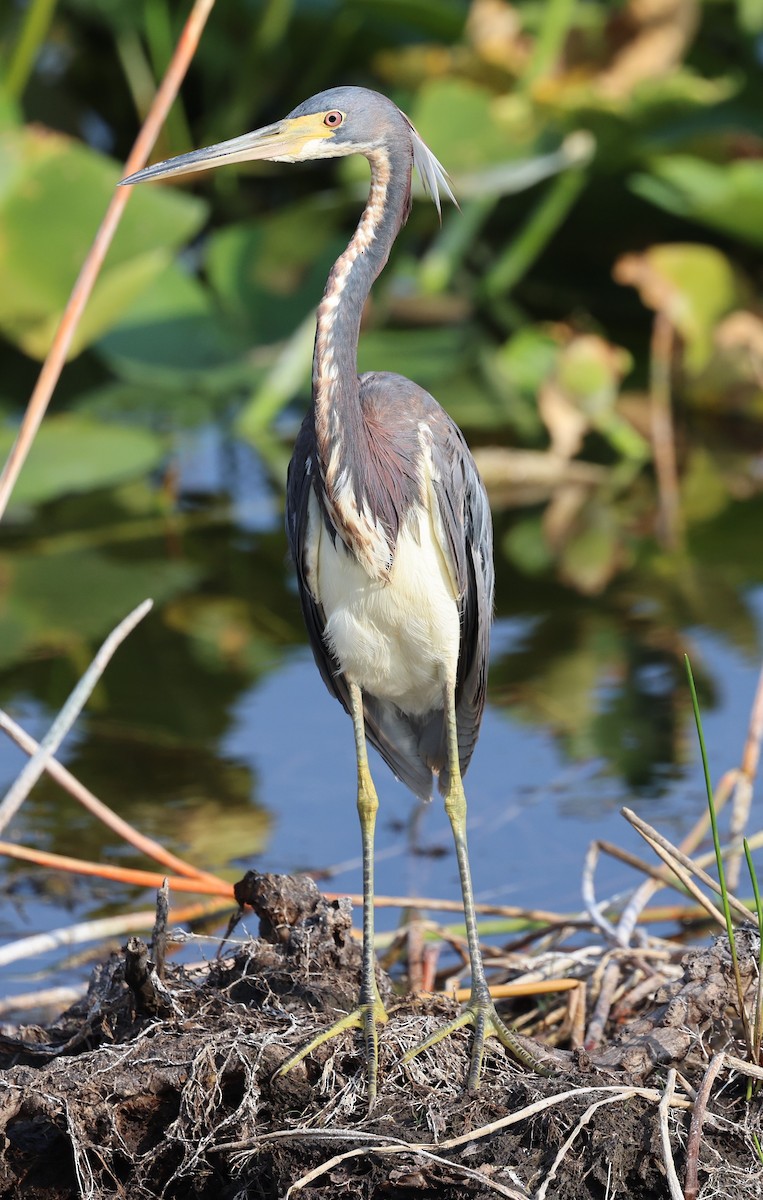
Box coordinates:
[599,0,700,97]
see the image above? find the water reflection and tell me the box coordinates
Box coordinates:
[1,424,762,990]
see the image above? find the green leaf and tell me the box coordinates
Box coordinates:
[205,202,343,344]
[0,125,207,359]
[0,547,200,671]
[559,508,626,595]
[0,415,165,510]
[680,447,731,524]
[489,327,558,440]
[357,327,466,387]
[503,515,555,575]
[96,262,253,385]
[631,156,763,249]
[410,79,527,173]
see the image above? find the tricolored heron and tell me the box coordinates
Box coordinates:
[122,86,544,1096]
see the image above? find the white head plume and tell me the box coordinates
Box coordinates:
[407,122,458,218]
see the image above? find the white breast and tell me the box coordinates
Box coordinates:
[307,492,460,717]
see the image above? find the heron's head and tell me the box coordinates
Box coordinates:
[120,86,455,214]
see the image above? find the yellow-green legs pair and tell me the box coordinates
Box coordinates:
[276,681,547,1100]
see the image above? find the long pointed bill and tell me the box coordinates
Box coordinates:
[119,115,334,186]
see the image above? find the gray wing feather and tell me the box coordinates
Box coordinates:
[425,416,494,793]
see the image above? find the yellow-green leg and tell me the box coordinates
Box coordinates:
[403,681,552,1089]
[276,682,388,1098]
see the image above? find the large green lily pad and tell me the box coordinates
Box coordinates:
[0,414,165,510]
[0,125,208,359]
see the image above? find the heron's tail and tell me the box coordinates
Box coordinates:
[362,698,478,801]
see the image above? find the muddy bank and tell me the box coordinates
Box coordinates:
[1,873,761,1199]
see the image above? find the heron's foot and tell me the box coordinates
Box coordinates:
[276,995,389,1099]
[403,990,555,1090]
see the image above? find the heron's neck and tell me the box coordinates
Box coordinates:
[313,144,411,485]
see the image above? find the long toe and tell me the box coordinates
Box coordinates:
[276,996,389,1101]
[404,994,555,1090]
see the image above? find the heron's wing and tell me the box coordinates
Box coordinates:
[285,416,347,707]
[286,413,436,801]
[427,414,494,790]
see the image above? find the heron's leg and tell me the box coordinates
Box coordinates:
[403,681,552,1089]
[276,682,388,1098]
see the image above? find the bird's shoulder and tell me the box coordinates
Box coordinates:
[359,370,439,421]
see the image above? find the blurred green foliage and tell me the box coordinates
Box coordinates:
[0,0,762,813]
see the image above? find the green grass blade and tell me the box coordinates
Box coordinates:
[743,837,763,1095]
[685,654,754,1057]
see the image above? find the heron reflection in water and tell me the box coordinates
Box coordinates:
[122,86,547,1097]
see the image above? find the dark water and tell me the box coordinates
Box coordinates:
[1,420,762,1000]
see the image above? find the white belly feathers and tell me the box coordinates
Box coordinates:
[307,491,460,717]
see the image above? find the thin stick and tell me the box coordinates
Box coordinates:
[537,1094,626,1200]
[284,1140,526,1199]
[0,985,84,1018]
[740,660,763,783]
[581,840,622,944]
[0,600,152,835]
[0,0,217,520]
[636,831,728,928]
[0,840,232,897]
[723,1054,763,1081]
[622,809,745,927]
[657,1069,683,1200]
[436,1083,692,1151]
[729,661,763,889]
[684,1053,725,1200]
[650,312,682,548]
[584,959,621,1049]
[597,838,673,884]
[0,898,228,968]
[0,710,221,885]
[453,978,580,1002]
[323,892,567,923]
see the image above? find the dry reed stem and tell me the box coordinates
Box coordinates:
[623,806,753,926]
[582,840,622,944]
[623,807,754,926]
[284,1140,527,1198]
[0,600,153,835]
[0,840,233,896]
[536,1093,627,1200]
[0,898,229,968]
[607,766,740,935]
[569,980,587,1046]
[436,1083,693,1150]
[684,1052,725,1200]
[633,831,729,929]
[0,985,85,1017]
[584,958,621,1049]
[0,710,221,885]
[722,1053,763,1081]
[728,660,763,888]
[658,1069,684,1200]
[650,311,682,548]
[452,978,580,1002]
[740,660,763,783]
[324,891,567,922]
[0,0,217,520]
[596,838,671,883]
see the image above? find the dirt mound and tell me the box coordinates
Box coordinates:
[1,873,761,1199]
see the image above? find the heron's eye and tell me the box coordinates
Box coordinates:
[324,111,344,128]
